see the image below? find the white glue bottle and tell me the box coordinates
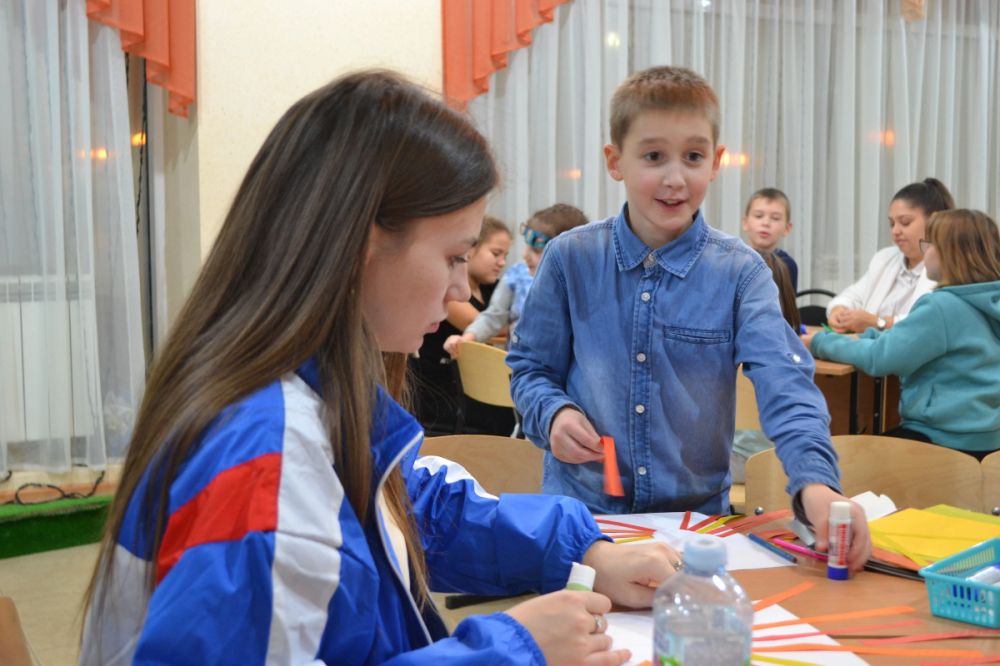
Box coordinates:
[566,562,596,591]
[827,501,852,581]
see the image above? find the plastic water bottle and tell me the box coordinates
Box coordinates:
[653,535,753,666]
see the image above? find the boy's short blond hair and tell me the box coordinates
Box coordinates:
[609,66,720,147]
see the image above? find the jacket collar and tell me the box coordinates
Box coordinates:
[612,203,710,278]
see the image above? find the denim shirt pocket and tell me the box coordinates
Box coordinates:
[663,326,733,345]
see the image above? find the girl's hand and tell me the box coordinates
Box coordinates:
[800,330,818,350]
[830,308,875,333]
[583,540,681,608]
[506,590,630,666]
[443,332,476,358]
[549,408,603,464]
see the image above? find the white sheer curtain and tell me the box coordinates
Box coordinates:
[471,0,1000,292]
[0,0,144,473]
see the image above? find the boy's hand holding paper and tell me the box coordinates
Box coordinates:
[549,407,604,463]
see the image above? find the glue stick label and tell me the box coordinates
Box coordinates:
[827,501,851,581]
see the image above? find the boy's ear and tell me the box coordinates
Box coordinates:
[604,144,623,181]
[741,216,751,232]
[709,144,727,181]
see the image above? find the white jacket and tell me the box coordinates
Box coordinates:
[827,246,936,323]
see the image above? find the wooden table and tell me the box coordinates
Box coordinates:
[736,560,995,664]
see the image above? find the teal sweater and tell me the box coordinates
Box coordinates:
[811,280,1000,452]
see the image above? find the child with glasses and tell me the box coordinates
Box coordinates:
[444,204,588,357]
[806,209,1000,459]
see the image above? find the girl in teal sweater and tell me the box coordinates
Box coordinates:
[806,209,1000,459]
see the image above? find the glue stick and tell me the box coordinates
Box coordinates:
[566,562,596,591]
[827,501,852,581]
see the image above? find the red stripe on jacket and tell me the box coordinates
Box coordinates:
[156,453,282,583]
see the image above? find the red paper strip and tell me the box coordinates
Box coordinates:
[687,514,722,532]
[680,511,692,531]
[595,518,653,533]
[600,435,624,497]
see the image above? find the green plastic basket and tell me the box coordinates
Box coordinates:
[919,537,1000,628]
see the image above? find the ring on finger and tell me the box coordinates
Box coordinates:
[592,613,605,633]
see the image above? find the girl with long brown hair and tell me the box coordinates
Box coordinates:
[809,209,1000,458]
[80,70,676,665]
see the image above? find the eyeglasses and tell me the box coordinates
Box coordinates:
[919,239,932,253]
[520,223,552,250]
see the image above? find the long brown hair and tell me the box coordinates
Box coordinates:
[759,251,802,332]
[926,209,1000,287]
[85,71,497,621]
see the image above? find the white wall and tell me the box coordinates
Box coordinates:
[161,0,442,322]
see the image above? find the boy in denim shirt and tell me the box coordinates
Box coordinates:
[508,67,870,570]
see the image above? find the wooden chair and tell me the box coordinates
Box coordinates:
[982,450,1000,515]
[735,365,761,430]
[454,341,518,435]
[744,435,983,514]
[0,597,32,666]
[420,434,542,495]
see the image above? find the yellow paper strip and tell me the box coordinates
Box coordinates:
[751,654,821,666]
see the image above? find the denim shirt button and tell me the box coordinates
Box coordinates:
[636,352,647,362]
[640,292,651,302]
[637,466,647,475]
[635,404,645,414]
[792,353,801,363]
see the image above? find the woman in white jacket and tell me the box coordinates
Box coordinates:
[827,178,954,333]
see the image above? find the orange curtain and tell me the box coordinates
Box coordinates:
[442,0,572,107]
[87,0,196,118]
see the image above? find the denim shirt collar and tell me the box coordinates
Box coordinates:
[612,204,710,278]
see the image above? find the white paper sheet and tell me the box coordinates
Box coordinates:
[599,512,796,571]
[606,603,869,666]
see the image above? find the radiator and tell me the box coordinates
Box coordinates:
[0,276,98,442]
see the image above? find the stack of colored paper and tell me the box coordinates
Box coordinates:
[868,506,1000,568]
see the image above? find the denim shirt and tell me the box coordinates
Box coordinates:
[507,206,840,514]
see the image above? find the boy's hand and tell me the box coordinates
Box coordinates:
[828,307,874,334]
[800,484,872,573]
[550,408,604,464]
[583,540,681,609]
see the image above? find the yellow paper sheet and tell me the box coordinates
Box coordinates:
[869,508,1000,563]
[925,504,1000,526]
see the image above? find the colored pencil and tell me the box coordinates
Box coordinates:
[772,538,828,562]
[748,533,798,563]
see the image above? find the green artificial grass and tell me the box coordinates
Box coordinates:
[0,495,111,559]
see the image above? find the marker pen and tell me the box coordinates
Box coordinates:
[827,501,852,580]
[566,562,596,591]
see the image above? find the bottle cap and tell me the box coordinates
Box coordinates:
[566,562,596,591]
[830,501,852,521]
[683,535,727,574]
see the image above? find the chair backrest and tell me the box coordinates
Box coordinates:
[0,597,32,666]
[454,341,514,408]
[420,434,543,494]
[982,450,1000,515]
[796,288,836,327]
[735,366,761,431]
[744,435,983,514]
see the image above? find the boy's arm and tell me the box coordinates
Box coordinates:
[465,279,514,341]
[734,265,840,498]
[506,250,578,447]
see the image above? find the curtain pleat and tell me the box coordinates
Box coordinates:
[86,0,195,117]
[443,0,573,106]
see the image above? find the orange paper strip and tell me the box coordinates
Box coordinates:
[753,619,924,642]
[601,436,624,496]
[753,605,915,630]
[752,581,816,612]
[754,644,982,658]
[921,657,1000,665]
[862,630,1000,645]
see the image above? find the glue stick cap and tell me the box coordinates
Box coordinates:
[830,501,852,521]
[566,562,596,591]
